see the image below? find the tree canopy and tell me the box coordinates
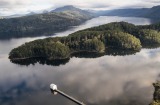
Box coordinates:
[9,22,160,60]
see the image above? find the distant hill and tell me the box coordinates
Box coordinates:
[98,5,160,19]
[52,5,81,12]
[144,5,160,19]
[0,5,94,39]
[51,5,94,19]
[100,8,148,17]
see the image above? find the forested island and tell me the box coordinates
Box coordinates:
[9,22,160,61]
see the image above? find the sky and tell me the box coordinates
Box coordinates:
[0,0,160,16]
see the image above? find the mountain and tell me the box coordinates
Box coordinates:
[4,14,27,18]
[100,8,148,17]
[144,5,160,19]
[51,5,94,19]
[26,12,37,16]
[98,5,160,19]
[52,5,81,12]
[1,12,38,19]
[0,5,94,39]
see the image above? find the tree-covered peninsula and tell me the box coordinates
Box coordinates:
[0,5,94,39]
[9,22,160,60]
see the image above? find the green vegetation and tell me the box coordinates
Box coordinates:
[103,31,141,50]
[9,22,160,60]
[81,38,105,53]
[138,29,160,45]
[150,82,160,105]
[9,40,70,60]
[0,6,93,39]
[139,22,160,31]
[11,57,70,66]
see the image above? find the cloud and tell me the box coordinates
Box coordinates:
[0,0,31,8]
[146,0,160,3]
[0,0,160,16]
[0,47,159,105]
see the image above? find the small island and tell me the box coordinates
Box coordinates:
[9,22,160,61]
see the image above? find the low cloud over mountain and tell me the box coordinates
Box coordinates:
[0,0,160,16]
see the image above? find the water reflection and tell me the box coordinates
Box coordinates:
[71,51,105,58]
[1,48,160,105]
[10,49,138,66]
[11,58,70,66]
[72,49,138,58]
[105,49,138,56]
[150,19,160,24]
[143,44,160,49]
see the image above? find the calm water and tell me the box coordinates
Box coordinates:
[0,16,160,105]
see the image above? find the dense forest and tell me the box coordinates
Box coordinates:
[9,22,160,60]
[0,6,93,39]
[2,5,160,40]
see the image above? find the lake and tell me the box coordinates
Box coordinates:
[0,16,160,105]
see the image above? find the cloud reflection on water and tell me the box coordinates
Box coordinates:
[0,48,160,105]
